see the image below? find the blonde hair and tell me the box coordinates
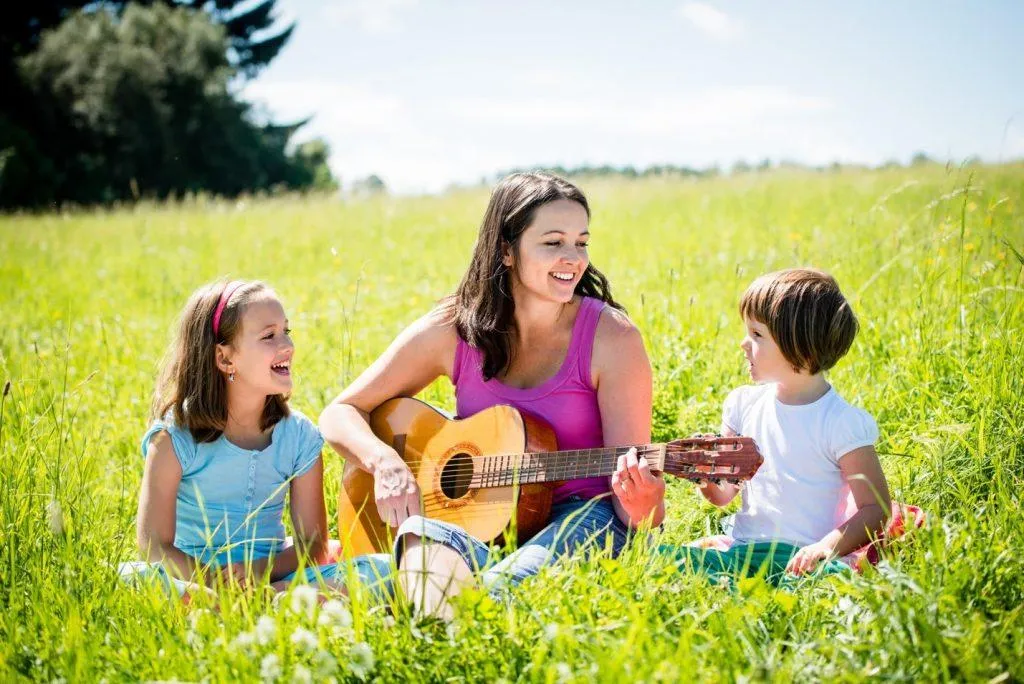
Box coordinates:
[739,268,859,374]
[151,280,289,442]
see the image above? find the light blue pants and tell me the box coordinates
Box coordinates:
[394,496,631,595]
[117,555,393,598]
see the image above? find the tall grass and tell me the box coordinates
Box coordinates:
[1,164,1022,681]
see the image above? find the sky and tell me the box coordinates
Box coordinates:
[242,0,1024,193]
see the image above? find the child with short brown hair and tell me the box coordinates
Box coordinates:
[671,268,891,582]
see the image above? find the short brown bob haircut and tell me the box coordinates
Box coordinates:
[739,268,859,375]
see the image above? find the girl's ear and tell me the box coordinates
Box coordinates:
[215,344,234,374]
[501,242,514,268]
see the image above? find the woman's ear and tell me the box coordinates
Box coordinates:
[215,344,234,374]
[501,242,514,268]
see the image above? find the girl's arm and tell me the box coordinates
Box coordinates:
[592,309,664,529]
[787,445,892,574]
[136,431,206,583]
[319,309,457,528]
[260,459,330,582]
[697,427,742,507]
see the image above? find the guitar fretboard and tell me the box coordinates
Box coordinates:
[469,445,667,488]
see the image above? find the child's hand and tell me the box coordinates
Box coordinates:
[785,540,836,575]
[218,562,250,587]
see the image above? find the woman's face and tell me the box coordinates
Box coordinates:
[506,199,590,305]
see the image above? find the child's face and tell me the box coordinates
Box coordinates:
[221,295,294,396]
[507,199,590,305]
[741,317,796,383]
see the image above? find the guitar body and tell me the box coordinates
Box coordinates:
[338,397,558,559]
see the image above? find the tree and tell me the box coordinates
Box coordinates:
[3,4,332,206]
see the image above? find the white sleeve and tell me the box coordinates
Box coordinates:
[828,406,879,464]
[721,386,749,435]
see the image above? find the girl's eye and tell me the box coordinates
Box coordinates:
[545,241,561,247]
[752,331,761,338]
[284,328,292,336]
[577,243,589,249]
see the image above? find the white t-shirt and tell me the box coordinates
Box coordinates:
[721,383,879,547]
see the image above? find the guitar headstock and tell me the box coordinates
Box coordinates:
[661,435,763,484]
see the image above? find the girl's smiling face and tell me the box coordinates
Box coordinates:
[506,199,590,305]
[218,294,294,395]
[741,316,798,383]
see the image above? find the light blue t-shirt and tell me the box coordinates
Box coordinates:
[141,410,324,566]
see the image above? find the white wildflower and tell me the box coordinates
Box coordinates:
[313,649,338,677]
[555,662,572,683]
[290,626,318,653]
[317,599,352,629]
[545,623,560,640]
[255,615,276,645]
[348,642,375,680]
[260,653,281,682]
[289,585,319,619]
[231,630,257,654]
[291,664,312,684]
[47,499,65,536]
[185,629,202,648]
[188,608,211,629]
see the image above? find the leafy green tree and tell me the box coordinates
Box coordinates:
[5,4,333,206]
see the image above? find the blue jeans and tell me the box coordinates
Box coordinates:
[394,496,631,595]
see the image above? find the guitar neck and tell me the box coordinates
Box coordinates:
[471,444,667,488]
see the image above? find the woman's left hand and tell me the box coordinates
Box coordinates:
[785,540,836,575]
[611,447,665,520]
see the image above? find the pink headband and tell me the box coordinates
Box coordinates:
[212,280,245,338]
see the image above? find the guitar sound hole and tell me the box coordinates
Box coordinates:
[440,452,474,500]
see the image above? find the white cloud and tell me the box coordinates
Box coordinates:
[677,2,744,41]
[244,78,844,193]
[322,0,418,35]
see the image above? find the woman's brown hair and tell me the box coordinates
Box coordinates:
[447,172,623,380]
[151,280,289,442]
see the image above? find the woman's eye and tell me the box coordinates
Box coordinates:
[284,328,292,336]
[577,243,589,249]
[545,241,561,247]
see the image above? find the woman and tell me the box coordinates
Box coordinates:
[320,172,663,617]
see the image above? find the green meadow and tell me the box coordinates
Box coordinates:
[1,164,1022,682]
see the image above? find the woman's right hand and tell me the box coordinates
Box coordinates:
[372,450,421,528]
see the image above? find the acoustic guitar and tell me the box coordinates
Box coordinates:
[337,397,762,558]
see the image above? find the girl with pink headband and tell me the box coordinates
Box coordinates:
[119,279,390,599]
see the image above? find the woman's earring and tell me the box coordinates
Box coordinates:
[228,371,235,383]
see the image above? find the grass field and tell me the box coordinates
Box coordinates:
[1,164,1023,682]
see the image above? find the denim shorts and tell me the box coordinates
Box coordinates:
[394,496,631,594]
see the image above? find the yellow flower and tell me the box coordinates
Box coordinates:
[966,201,977,212]
[787,232,801,241]
[997,251,1006,260]
[964,243,976,252]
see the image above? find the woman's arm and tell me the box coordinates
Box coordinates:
[136,431,208,583]
[592,308,664,529]
[786,445,892,574]
[319,309,457,528]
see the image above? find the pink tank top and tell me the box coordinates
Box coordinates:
[452,296,608,504]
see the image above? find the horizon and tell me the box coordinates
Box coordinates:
[244,0,1024,193]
